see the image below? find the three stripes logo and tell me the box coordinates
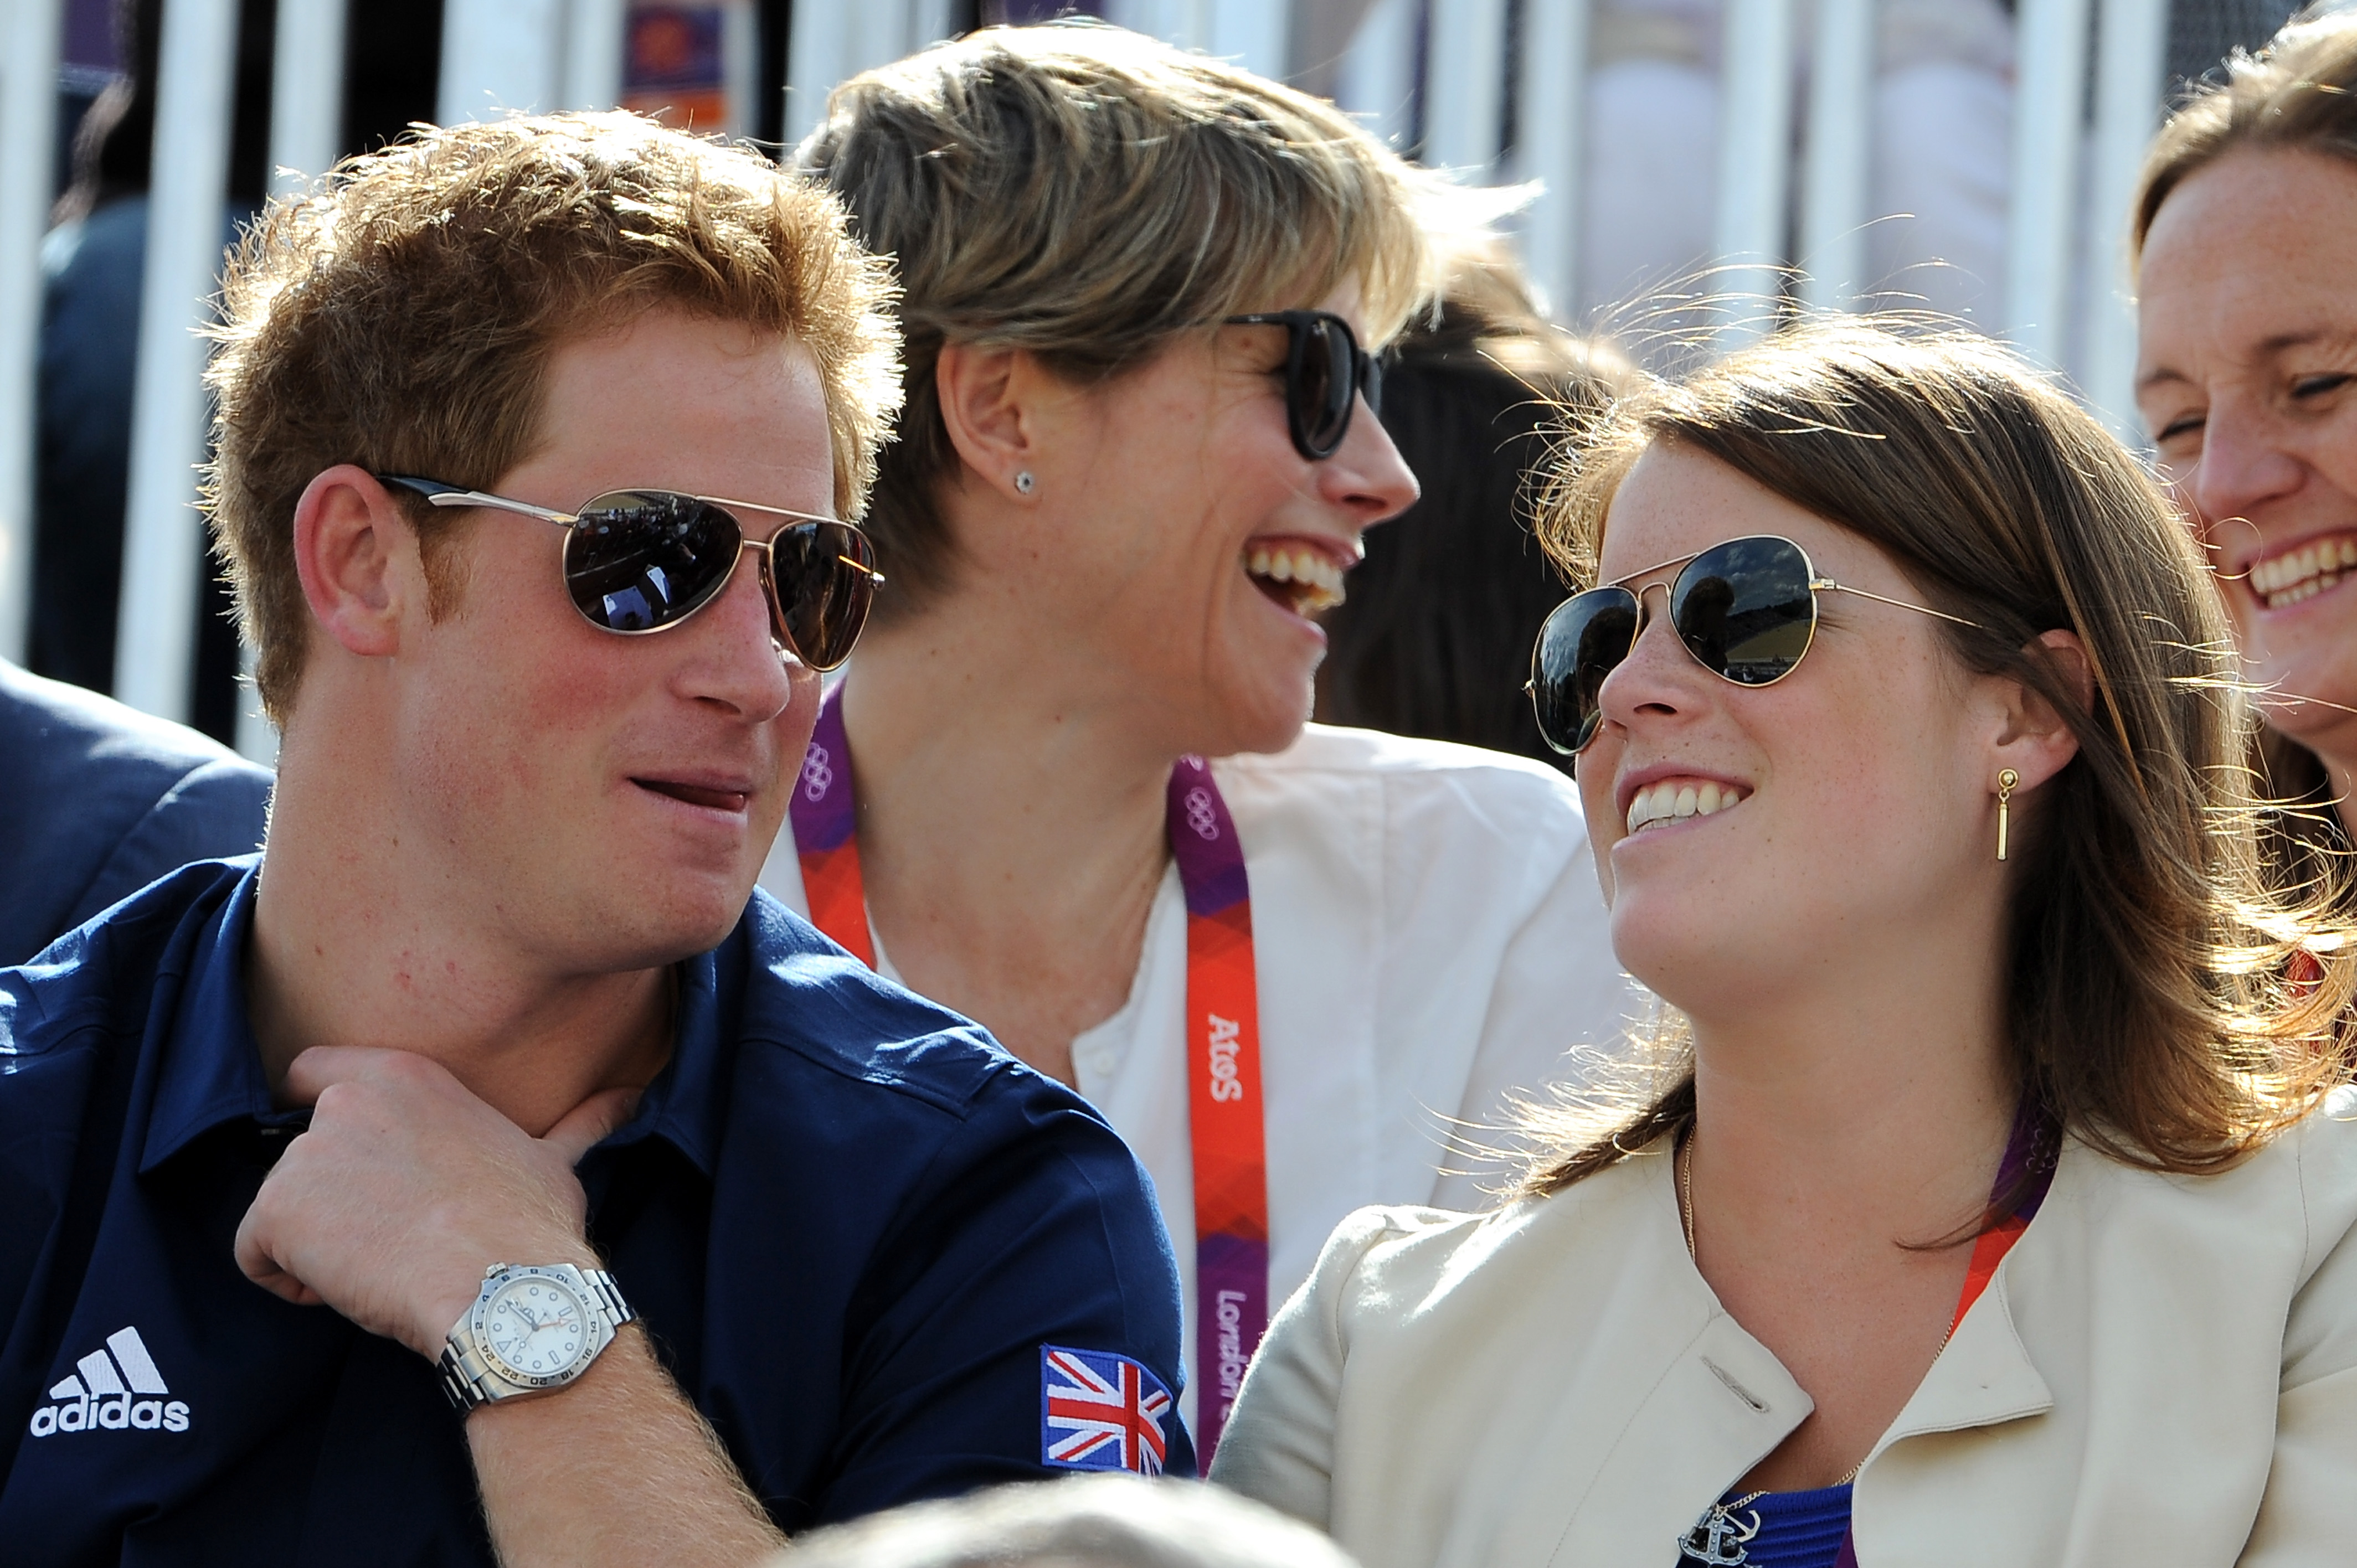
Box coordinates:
[26,1327,189,1438]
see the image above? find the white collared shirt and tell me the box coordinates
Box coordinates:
[759,723,1648,1422]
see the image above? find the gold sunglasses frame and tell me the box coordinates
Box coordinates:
[1526,533,1987,755]
[377,476,885,667]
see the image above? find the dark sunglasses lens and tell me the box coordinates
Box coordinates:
[1531,588,1640,754]
[1670,537,1816,685]
[1296,319,1355,455]
[1361,353,1383,418]
[563,491,742,632]
[766,522,876,671]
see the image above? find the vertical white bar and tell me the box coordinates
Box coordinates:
[564,0,629,111]
[1335,0,1418,151]
[1515,0,1591,320]
[0,0,64,663]
[269,0,346,197]
[909,0,956,51]
[722,0,758,138]
[1105,1,1195,47]
[1424,0,1509,177]
[2080,0,2168,437]
[2004,0,2091,367]
[1798,0,1873,311]
[115,0,239,720]
[848,0,913,76]
[1713,0,1797,346]
[438,0,565,124]
[784,0,848,148]
[1208,0,1289,80]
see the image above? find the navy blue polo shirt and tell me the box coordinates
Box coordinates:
[0,859,1192,1565]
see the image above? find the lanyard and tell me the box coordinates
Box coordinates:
[788,687,1270,1464]
[1822,1104,2057,1568]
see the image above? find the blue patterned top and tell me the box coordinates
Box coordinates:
[1676,1483,1853,1567]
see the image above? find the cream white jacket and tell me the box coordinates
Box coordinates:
[1210,1089,2357,1567]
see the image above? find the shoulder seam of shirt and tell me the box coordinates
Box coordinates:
[730,1020,1026,1121]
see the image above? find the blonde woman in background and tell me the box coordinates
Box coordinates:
[769,23,1641,1459]
[1212,324,2357,1566]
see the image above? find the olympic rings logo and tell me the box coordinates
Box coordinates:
[800,745,835,802]
[1183,786,1220,841]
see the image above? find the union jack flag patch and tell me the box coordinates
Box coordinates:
[1039,1344,1174,1475]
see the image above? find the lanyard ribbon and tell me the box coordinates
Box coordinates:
[1819,1102,2057,1568]
[788,688,1270,1466]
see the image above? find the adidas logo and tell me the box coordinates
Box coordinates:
[26,1327,189,1438]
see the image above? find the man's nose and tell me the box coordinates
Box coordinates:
[672,546,799,723]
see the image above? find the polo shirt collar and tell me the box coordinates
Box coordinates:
[593,930,742,1178]
[138,864,289,1173]
[137,860,747,1180]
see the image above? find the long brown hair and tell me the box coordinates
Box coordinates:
[1518,322,2353,1196]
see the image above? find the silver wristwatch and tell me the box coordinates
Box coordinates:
[436,1262,636,1412]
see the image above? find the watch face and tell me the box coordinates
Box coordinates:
[481,1273,591,1384]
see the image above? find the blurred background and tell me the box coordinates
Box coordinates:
[0,0,2322,769]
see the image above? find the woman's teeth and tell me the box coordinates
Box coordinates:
[2251,535,2357,610]
[1625,778,1748,835]
[1246,544,1346,613]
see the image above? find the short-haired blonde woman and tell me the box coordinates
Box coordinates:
[2135,8,2357,900]
[1210,324,2357,1566]
[773,23,1638,1458]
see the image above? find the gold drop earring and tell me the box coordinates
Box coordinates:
[1995,768,2019,862]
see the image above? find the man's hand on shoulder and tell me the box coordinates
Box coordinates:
[232,1046,640,1356]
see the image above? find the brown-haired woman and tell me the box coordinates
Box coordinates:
[776,22,1640,1458]
[1210,323,2357,1565]
[2135,7,2357,896]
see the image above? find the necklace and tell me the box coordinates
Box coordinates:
[1674,1128,1865,1566]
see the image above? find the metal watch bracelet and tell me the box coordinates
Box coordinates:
[436,1263,637,1414]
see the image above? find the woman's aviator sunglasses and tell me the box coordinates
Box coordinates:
[377,476,883,671]
[1223,310,1384,461]
[1526,534,1984,756]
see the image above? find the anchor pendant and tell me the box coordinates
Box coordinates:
[1677,1502,1762,1566]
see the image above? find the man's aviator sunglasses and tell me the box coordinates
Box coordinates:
[377,476,883,672]
[1526,534,1985,757]
[1222,311,1384,461]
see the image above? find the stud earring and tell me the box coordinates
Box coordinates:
[1995,768,2019,862]
[1013,470,1036,496]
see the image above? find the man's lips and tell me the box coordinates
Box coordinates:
[633,778,753,813]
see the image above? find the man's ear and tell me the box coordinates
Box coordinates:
[1992,628,2093,792]
[934,342,1047,502]
[290,467,420,659]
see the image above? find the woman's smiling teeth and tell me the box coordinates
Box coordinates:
[1246,543,1346,614]
[1625,777,1748,835]
[2250,535,2357,609]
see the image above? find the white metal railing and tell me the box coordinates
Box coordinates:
[0,0,2188,753]
[114,0,238,721]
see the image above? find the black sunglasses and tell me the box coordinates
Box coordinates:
[1223,311,1385,460]
[376,476,883,671]
[1526,534,1984,756]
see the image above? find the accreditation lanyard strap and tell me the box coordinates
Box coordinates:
[788,688,1271,1467]
[1818,1103,2057,1568]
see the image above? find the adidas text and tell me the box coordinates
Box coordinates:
[27,1326,191,1437]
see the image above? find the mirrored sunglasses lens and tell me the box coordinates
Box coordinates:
[767,522,877,670]
[1670,537,1816,685]
[1532,589,1639,754]
[564,491,740,632]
